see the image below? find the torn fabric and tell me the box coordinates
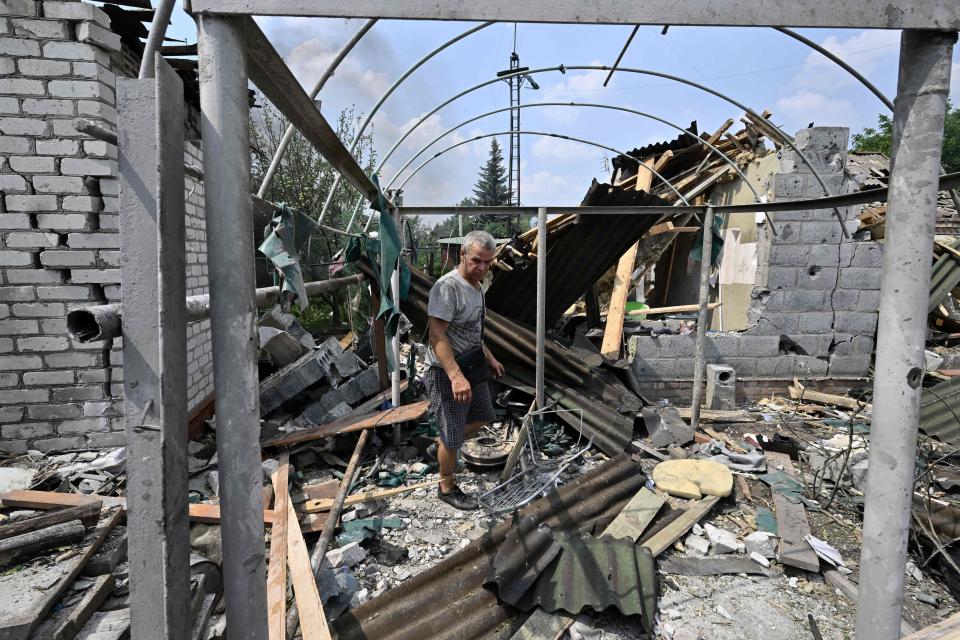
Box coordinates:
[258,203,318,311]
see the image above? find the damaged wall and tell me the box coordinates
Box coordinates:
[0,0,213,452]
[629,127,882,399]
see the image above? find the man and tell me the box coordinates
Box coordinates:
[424,230,505,510]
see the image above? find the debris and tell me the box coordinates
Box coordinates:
[601,488,665,541]
[766,452,820,572]
[684,534,711,556]
[803,535,845,568]
[749,551,771,568]
[652,459,733,499]
[643,496,721,556]
[0,519,87,565]
[706,364,736,410]
[659,556,771,576]
[756,507,778,534]
[695,441,766,472]
[915,593,939,607]
[643,405,695,448]
[0,467,35,493]
[744,531,778,558]
[326,541,368,568]
[702,523,738,554]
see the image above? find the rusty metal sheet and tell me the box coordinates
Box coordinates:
[486,532,657,632]
[485,517,561,604]
[331,455,645,640]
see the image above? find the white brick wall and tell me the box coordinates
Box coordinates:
[0,0,213,452]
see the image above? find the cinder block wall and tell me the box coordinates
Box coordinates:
[0,0,213,452]
[630,127,882,400]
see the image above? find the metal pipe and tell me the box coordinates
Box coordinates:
[603,25,639,87]
[856,30,957,640]
[286,429,371,638]
[391,209,402,445]
[385,101,764,205]
[775,27,960,215]
[317,22,492,223]
[535,206,546,408]
[138,0,176,80]
[257,19,376,198]
[66,275,364,343]
[396,130,692,205]
[689,205,715,431]
[197,15,269,640]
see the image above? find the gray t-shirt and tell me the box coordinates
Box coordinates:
[425,269,485,367]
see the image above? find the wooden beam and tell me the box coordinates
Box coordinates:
[302,480,438,513]
[600,158,653,359]
[626,302,720,316]
[788,380,871,412]
[602,488,665,541]
[261,400,430,448]
[285,499,332,640]
[766,451,820,572]
[642,495,720,556]
[52,573,115,640]
[267,452,291,640]
[0,502,101,539]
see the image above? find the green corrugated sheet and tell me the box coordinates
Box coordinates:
[928,249,960,314]
[920,375,960,445]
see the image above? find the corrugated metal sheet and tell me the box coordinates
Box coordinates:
[920,375,960,446]
[484,517,561,604]
[929,249,960,314]
[486,530,657,630]
[331,455,646,640]
[485,185,669,327]
[612,125,700,174]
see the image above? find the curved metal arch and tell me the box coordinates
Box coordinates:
[385,101,764,205]
[315,21,494,222]
[257,18,377,198]
[394,130,693,204]
[361,64,840,224]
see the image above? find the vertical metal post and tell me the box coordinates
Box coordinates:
[391,210,402,445]
[137,0,176,79]
[198,15,269,640]
[690,205,715,431]
[856,30,956,640]
[535,206,546,408]
[118,54,189,640]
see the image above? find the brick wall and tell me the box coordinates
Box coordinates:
[629,127,883,397]
[0,0,213,452]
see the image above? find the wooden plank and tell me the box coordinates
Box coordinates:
[766,451,820,572]
[285,499,332,640]
[660,555,771,576]
[292,479,340,504]
[602,488,665,541]
[262,400,430,448]
[0,502,101,539]
[642,495,720,556]
[788,381,871,412]
[626,302,720,316]
[0,490,275,526]
[676,407,755,422]
[267,452,291,640]
[338,331,355,350]
[0,507,122,640]
[601,156,654,359]
[0,520,86,564]
[736,476,754,503]
[302,480,438,513]
[52,573,115,640]
[653,150,673,174]
[509,608,575,640]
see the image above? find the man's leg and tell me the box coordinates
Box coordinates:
[438,439,457,493]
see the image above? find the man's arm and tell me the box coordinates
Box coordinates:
[429,316,473,404]
[482,344,504,378]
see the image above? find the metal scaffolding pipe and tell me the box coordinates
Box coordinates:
[396,130,692,205]
[535,206,546,408]
[317,22,492,223]
[689,205,715,431]
[856,30,956,640]
[257,18,377,198]
[197,15,269,640]
[138,0,176,80]
[66,275,364,343]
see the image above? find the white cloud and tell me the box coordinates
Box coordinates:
[792,30,900,91]
[530,135,586,161]
[521,170,589,205]
[952,61,960,104]
[776,90,858,128]
[538,63,612,123]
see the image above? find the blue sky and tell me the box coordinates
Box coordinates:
[162,7,960,212]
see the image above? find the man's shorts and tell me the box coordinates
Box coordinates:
[424,366,495,450]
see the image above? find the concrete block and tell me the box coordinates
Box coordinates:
[338,377,364,406]
[798,266,838,290]
[772,221,801,244]
[799,312,834,334]
[22,369,73,385]
[50,385,104,402]
[0,77,43,95]
[706,364,735,410]
[737,335,781,357]
[705,334,739,357]
[4,231,59,247]
[61,157,115,177]
[802,243,841,267]
[772,173,804,198]
[856,290,881,312]
[655,334,695,357]
[332,351,362,379]
[0,135,30,153]
[57,417,110,434]
[794,355,829,377]
[32,436,86,452]
[642,405,694,447]
[828,355,872,377]
[685,534,711,555]
[1,422,54,440]
[765,266,796,289]
[795,127,849,152]
[783,289,825,312]
[12,17,66,38]
[0,285,33,301]
[41,249,96,267]
[703,523,738,554]
[753,313,799,334]
[0,116,47,135]
[33,175,85,193]
[0,0,35,17]
[43,1,110,24]
[76,21,120,52]
[0,318,38,334]
[36,213,93,231]
[801,221,844,244]
[0,36,39,56]
[745,532,778,558]
[327,541,367,568]
[86,431,125,448]
[838,267,881,290]
[633,357,677,380]
[852,334,875,355]
[830,289,859,311]
[322,401,352,423]
[22,98,75,116]
[355,367,381,398]
[18,57,71,77]
[834,311,878,334]
[42,41,109,65]
[17,335,68,350]
[629,336,659,358]
[45,351,100,368]
[768,245,808,267]
[70,268,120,283]
[0,249,33,266]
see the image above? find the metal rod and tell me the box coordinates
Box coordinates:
[396,130,692,205]
[856,29,956,640]
[535,206,546,408]
[689,205,715,431]
[774,27,960,215]
[317,22,493,224]
[286,429,370,638]
[197,15,269,640]
[138,0,176,80]
[385,102,763,205]
[66,275,363,343]
[257,19,376,198]
[119,54,190,640]
[603,25,639,87]
[73,117,205,181]
[391,211,402,445]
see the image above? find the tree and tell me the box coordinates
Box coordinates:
[472,140,510,206]
[852,102,960,173]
